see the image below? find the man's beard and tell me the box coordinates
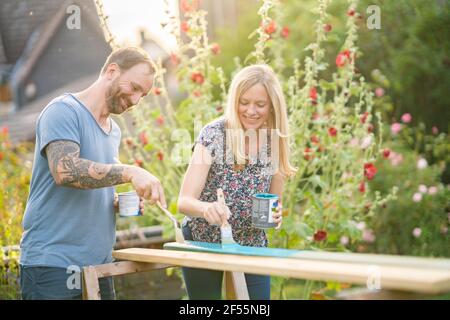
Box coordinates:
[106,80,132,114]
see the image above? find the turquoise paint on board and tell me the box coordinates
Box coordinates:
[164,241,298,258]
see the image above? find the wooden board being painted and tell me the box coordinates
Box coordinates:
[164,241,450,270]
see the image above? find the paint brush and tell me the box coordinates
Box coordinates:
[217,189,238,247]
[156,201,185,243]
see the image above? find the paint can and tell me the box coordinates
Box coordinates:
[251,193,278,228]
[118,191,141,217]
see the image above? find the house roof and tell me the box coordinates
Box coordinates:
[9,0,106,87]
[0,0,101,67]
[0,74,98,143]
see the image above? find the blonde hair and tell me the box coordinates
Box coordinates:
[224,64,297,177]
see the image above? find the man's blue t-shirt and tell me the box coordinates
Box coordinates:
[20,93,121,269]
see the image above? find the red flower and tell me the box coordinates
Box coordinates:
[193,90,201,97]
[264,20,277,34]
[367,123,374,133]
[383,149,390,159]
[336,50,352,68]
[360,112,369,124]
[309,87,318,101]
[364,163,377,180]
[328,127,337,137]
[157,151,164,161]
[347,8,356,16]
[303,148,313,161]
[359,181,366,193]
[1,126,8,136]
[323,23,332,32]
[139,131,148,146]
[311,135,320,144]
[280,26,290,38]
[181,21,190,33]
[0,152,3,161]
[180,0,198,13]
[156,115,165,126]
[170,52,180,66]
[153,87,162,95]
[211,43,221,55]
[191,72,205,85]
[135,159,144,167]
[314,230,328,242]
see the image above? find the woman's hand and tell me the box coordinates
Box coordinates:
[202,201,230,226]
[273,202,283,230]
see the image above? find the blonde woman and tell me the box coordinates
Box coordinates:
[177,64,296,300]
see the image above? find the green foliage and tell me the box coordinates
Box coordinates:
[0,128,33,299]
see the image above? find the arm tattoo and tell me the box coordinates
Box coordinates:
[46,140,126,189]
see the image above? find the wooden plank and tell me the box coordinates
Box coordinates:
[82,266,101,300]
[224,271,249,300]
[112,248,450,294]
[93,261,173,278]
[164,241,450,270]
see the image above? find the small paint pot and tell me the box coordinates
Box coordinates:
[118,191,141,217]
[251,193,279,229]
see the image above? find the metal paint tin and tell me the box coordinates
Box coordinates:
[251,193,279,229]
[118,191,141,217]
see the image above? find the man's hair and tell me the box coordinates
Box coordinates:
[100,47,155,75]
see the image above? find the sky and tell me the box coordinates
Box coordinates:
[102,0,179,52]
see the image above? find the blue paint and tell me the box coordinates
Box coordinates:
[254,193,278,199]
[164,241,298,258]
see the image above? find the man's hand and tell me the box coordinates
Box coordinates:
[125,166,167,207]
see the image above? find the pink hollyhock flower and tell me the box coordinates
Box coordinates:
[309,87,318,101]
[211,43,221,55]
[391,123,402,135]
[417,158,428,170]
[181,21,190,33]
[412,228,422,238]
[324,23,332,32]
[389,151,403,166]
[432,126,439,135]
[356,221,366,231]
[401,113,412,123]
[340,236,349,246]
[375,87,385,97]
[428,186,438,195]
[418,184,428,194]
[358,181,366,193]
[360,136,372,149]
[383,149,390,159]
[190,72,205,84]
[264,20,277,34]
[328,127,337,137]
[336,50,351,67]
[362,229,375,243]
[360,112,369,124]
[280,26,290,38]
[412,192,423,202]
[0,126,8,135]
[364,163,377,180]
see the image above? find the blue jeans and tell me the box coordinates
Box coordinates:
[181,222,271,300]
[20,265,115,300]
